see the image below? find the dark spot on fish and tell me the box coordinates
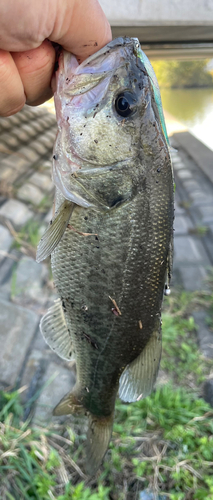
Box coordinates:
[101,269,106,274]
[66,116,69,122]
[156,180,159,184]
[157,167,161,173]
[96,246,99,249]
[81,305,88,311]
[84,216,88,221]
[94,139,98,143]
[80,133,83,136]
[50,220,52,225]
[53,154,58,160]
[62,299,66,312]
[95,236,98,241]
[94,42,98,46]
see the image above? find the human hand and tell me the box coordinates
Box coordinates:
[0,0,111,116]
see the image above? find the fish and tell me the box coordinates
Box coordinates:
[36,37,174,475]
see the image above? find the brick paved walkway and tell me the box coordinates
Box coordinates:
[0,105,213,421]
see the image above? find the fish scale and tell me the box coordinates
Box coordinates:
[37,37,174,474]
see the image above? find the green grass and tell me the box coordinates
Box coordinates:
[1,286,213,499]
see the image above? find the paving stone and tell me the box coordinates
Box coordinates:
[0,133,20,148]
[0,299,39,386]
[178,264,208,291]
[0,281,12,301]
[41,160,52,171]
[33,362,75,424]
[45,130,56,142]
[209,224,213,237]
[190,190,213,206]
[176,169,193,180]
[0,199,33,228]
[197,204,213,224]
[0,165,16,183]
[182,179,200,194]
[8,114,22,126]
[174,215,193,235]
[0,154,30,177]
[21,123,38,137]
[14,256,49,306]
[172,160,185,170]
[0,225,13,262]
[17,182,44,205]
[0,117,13,131]
[0,249,20,284]
[29,172,54,192]
[30,140,48,156]
[39,135,54,149]
[20,348,44,402]
[174,201,185,215]
[12,128,30,142]
[193,310,213,358]
[174,236,210,264]
[31,121,45,133]
[18,146,40,163]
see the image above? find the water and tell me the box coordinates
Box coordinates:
[161,88,213,151]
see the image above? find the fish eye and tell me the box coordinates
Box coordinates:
[115,91,136,118]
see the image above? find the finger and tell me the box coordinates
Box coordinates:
[49,0,112,62]
[0,49,25,116]
[12,40,56,106]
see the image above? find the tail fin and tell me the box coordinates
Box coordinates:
[85,413,114,476]
[53,388,84,416]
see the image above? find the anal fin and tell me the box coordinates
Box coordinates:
[119,326,162,403]
[40,298,73,360]
[36,199,74,262]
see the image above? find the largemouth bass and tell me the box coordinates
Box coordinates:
[37,37,174,475]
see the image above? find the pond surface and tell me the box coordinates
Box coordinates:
[161,88,213,151]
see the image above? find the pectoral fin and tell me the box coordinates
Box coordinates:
[119,326,162,402]
[36,200,74,262]
[40,299,73,360]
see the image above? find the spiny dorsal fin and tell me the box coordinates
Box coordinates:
[36,200,74,262]
[40,298,73,360]
[119,326,162,402]
[85,412,114,476]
